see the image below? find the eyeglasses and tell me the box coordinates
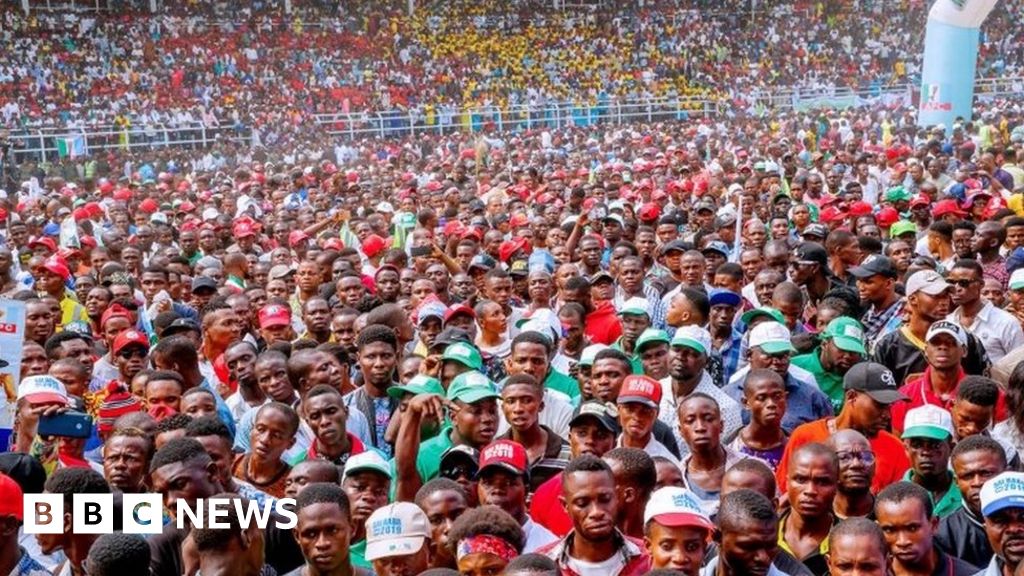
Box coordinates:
[836,451,876,465]
[440,464,478,480]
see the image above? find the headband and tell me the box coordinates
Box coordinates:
[455,534,518,563]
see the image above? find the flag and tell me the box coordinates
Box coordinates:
[59,216,80,249]
[55,136,85,158]
[339,221,359,253]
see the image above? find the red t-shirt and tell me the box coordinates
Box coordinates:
[529,471,573,537]
[890,367,1008,436]
[775,419,910,495]
[584,301,622,346]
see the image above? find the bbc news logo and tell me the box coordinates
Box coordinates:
[23,494,298,534]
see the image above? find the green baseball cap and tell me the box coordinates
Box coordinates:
[901,405,954,441]
[670,326,711,356]
[579,344,608,367]
[442,342,483,371]
[619,297,650,318]
[821,317,867,355]
[739,307,785,326]
[397,212,417,229]
[884,186,912,203]
[447,372,500,404]
[890,220,917,237]
[387,374,445,400]
[635,329,670,352]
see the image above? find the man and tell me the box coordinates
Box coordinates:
[603,447,657,539]
[300,296,334,344]
[976,471,1024,576]
[791,317,866,413]
[659,326,743,457]
[946,259,1024,363]
[84,533,150,576]
[643,486,715,575]
[496,374,571,492]
[342,452,392,571]
[936,435,1007,567]
[875,481,979,576]
[776,362,910,495]
[725,322,833,435]
[901,404,962,518]
[708,288,744,385]
[504,330,579,424]
[345,325,400,456]
[613,297,652,374]
[147,438,303,576]
[191,492,276,576]
[973,221,1009,289]
[635,328,671,381]
[872,270,991,387]
[779,443,838,576]
[363,503,432,576]
[476,439,558,552]
[35,256,89,332]
[826,517,889,576]
[617,375,677,463]
[102,428,152,494]
[224,341,265,425]
[34,468,109,576]
[536,455,651,575]
[110,328,150,389]
[825,429,876,520]
[298,385,369,467]
[701,489,786,576]
[788,242,844,309]
[0,473,49,575]
[258,303,297,346]
[890,320,1005,434]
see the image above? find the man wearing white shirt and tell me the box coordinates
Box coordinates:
[617,374,680,468]
[658,326,743,458]
[947,260,1024,363]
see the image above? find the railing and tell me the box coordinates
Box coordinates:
[4,75,1022,162]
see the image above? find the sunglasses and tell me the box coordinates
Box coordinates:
[117,348,148,360]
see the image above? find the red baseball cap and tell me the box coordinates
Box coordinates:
[28,237,57,253]
[638,203,661,222]
[477,440,528,477]
[509,213,530,229]
[876,207,899,228]
[819,206,847,224]
[444,304,475,324]
[112,329,150,356]
[139,199,159,214]
[0,474,24,521]
[258,304,291,329]
[932,199,966,218]
[362,234,387,258]
[848,201,873,217]
[909,194,930,209]
[41,256,70,281]
[232,220,256,238]
[322,238,345,251]
[617,375,663,408]
[289,230,310,248]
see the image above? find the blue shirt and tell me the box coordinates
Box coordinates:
[199,378,238,439]
[717,329,744,386]
[723,370,834,434]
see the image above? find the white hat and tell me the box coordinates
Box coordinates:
[519,308,561,343]
[906,270,951,297]
[619,297,650,318]
[364,502,431,561]
[579,344,609,367]
[201,207,219,222]
[925,320,967,347]
[375,201,395,214]
[981,472,1024,518]
[644,487,715,531]
[670,325,712,356]
[1010,268,1024,291]
[343,451,392,480]
[748,322,796,355]
[150,212,168,224]
[16,375,69,405]
[901,404,954,441]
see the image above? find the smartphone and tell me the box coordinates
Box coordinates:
[410,246,432,258]
[38,411,93,439]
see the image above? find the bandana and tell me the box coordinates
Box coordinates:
[455,535,518,563]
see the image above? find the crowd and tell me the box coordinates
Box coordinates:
[2,0,1024,135]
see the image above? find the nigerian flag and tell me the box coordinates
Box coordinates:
[56,136,86,158]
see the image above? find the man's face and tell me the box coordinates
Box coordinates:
[645,522,708,575]
[984,507,1024,567]
[953,449,1005,515]
[304,299,332,334]
[25,303,53,343]
[832,436,875,494]
[205,311,242,348]
[924,333,963,371]
[904,436,951,482]
[485,276,513,309]
[477,468,527,521]
[453,399,498,447]
[618,401,658,442]
[250,408,296,463]
[590,358,628,403]
[579,239,602,268]
[948,267,981,308]
[748,347,790,377]
[296,503,351,576]
[145,378,182,412]
[330,313,358,351]
[59,337,95,372]
[343,471,390,527]
[420,489,467,567]
[639,342,670,380]
[827,533,887,576]
[376,270,400,302]
[561,470,617,542]
[719,518,778,576]
[568,420,616,457]
[150,461,218,518]
[500,383,542,432]
[950,399,993,440]
[358,341,398,389]
[225,346,257,388]
[875,498,935,568]
[786,453,838,520]
[678,397,722,453]
[304,393,347,447]
[102,435,149,492]
[116,344,149,381]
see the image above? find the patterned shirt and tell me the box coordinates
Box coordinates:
[9,548,50,576]
[614,284,668,331]
[861,297,905,354]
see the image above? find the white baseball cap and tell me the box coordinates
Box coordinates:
[925,320,967,347]
[901,404,954,441]
[619,297,650,317]
[644,487,715,532]
[343,451,392,480]
[579,344,609,367]
[364,502,431,561]
[748,321,796,355]
[671,325,712,356]
[981,472,1024,518]
[906,270,951,297]
[1010,268,1024,291]
[16,375,69,406]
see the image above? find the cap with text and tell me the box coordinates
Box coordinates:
[901,404,954,441]
[843,362,908,404]
[981,472,1024,518]
[925,320,967,347]
[477,440,528,478]
[364,502,431,561]
[644,487,714,532]
[748,322,795,355]
[617,375,663,408]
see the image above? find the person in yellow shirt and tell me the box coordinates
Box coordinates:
[35,256,89,333]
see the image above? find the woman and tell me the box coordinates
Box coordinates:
[448,505,524,576]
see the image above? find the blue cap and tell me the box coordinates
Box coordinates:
[709,289,741,308]
[42,223,60,237]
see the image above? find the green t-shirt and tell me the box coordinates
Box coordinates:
[902,470,962,518]
[611,338,644,376]
[545,370,582,404]
[351,539,370,570]
[791,350,844,413]
[413,425,456,483]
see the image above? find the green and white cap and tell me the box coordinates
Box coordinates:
[821,317,866,355]
[343,451,392,480]
[636,328,670,352]
[387,374,444,400]
[1011,268,1024,291]
[447,371,500,404]
[619,297,650,318]
[748,321,795,355]
[670,325,711,356]
[580,344,609,367]
[442,341,483,371]
[902,404,954,441]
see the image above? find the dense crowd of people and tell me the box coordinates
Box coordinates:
[5,3,1024,576]
[2,0,1024,136]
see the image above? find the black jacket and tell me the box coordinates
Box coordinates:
[934,505,994,570]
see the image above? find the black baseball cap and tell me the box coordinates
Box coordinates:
[191,276,218,294]
[793,242,829,267]
[849,255,898,279]
[569,400,621,434]
[161,318,201,337]
[659,239,688,256]
[843,362,909,405]
[802,224,829,239]
[0,453,47,494]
